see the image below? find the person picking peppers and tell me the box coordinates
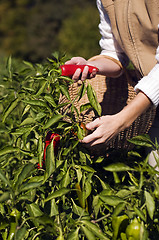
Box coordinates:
[64,0,159,167]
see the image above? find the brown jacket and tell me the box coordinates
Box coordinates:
[101,0,159,76]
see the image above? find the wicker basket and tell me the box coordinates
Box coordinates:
[60,66,156,153]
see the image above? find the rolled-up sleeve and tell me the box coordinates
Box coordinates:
[134,39,159,108]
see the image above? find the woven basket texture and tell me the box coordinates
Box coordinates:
[60,69,156,153]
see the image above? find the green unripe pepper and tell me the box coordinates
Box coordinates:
[7,208,21,240]
[112,214,129,240]
[126,218,141,240]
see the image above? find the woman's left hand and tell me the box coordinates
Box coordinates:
[81,114,124,146]
[81,91,152,147]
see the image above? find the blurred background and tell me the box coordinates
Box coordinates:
[0,0,101,65]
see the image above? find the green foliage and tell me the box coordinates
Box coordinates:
[0,0,100,62]
[0,54,159,239]
[58,6,101,60]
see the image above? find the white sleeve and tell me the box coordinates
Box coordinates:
[134,43,159,107]
[97,0,129,66]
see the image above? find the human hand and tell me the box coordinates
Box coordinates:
[65,57,98,81]
[81,115,124,146]
[81,91,152,147]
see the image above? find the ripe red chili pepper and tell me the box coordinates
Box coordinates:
[37,132,60,169]
[59,64,99,77]
[43,131,60,160]
[37,161,45,169]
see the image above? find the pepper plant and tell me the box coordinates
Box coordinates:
[0,53,159,239]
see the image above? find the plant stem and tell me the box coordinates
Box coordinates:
[91,213,110,223]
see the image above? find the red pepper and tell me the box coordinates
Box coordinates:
[59,64,99,77]
[37,162,45,169]
[43,131,60,160]
[37,132,60,169]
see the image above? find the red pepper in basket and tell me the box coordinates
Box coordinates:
[60,64,99,77]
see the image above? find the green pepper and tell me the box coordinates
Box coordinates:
[56,235,64,240]
[112,214,129,240]
[126,218,141,240]
[7,222,17,240]
[75,183,85,209]
[7,208,21,240]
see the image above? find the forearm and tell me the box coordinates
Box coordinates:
[87,55,123,78]
[118,91,152,130]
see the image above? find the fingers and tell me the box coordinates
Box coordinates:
[65,57,87,65]
[89,68,98,78]
[81,118,104,145]
[72,65,89,81]
[81,116,116,146]
[65,57,98,81]
[72,68,82,81]
[86,118,101,130]
[81,65,89,81]
[81,129,101,145]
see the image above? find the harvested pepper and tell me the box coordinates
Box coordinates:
[60,64,99,77]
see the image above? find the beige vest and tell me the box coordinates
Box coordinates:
[101,0,159,77]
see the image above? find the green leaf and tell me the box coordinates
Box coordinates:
[15,163,34,188]
[85,181,92,199]
[23,99,47,108]
[19,181,42,192]
[80,103,92,113]
[2,98,19,122]
[23,60,34,69]
[0,192,10,202]
[44,94,57,108]
[6,55,13,78]
[0,222,9,231]
[50,199,59,217]
[112,202,126,217]
[44,188,70,202]
[99,195,125,206]
[0,147,19,156]
[80,220,109,240]
[22,105,31,117]
[80,165,96,173]
[81,226,96,240]
[134,206,146,222]
[15,226,27,240]
[0,169,11,187]
[35,81,47,96]
[144,190,155,219]
[11,127,32,136]
[87,83,101,116]
[72,200,89,217]
[78,82,86,101]
[128,134,154,148]
[20,117,35,126]
[67,228,80,240]
[35,112,46,121]
[44,114,63,129]
[104,163,133,172]
[26,203,43,217]
[36,215,55,227]
[60,169,70,188]
[44,141,55,182]
[59,84,71,100]
[28,176,44,183]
